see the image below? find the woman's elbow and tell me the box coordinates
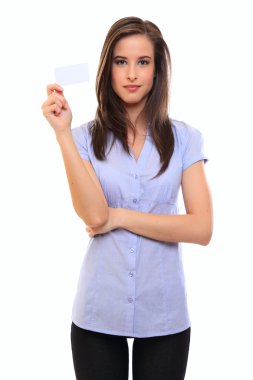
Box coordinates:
[200,226,213,246]
[92,207,109,227]
[76,205,109,228]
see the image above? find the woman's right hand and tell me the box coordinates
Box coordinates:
[41,83,73,135]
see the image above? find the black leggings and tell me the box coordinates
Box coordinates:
[71,322,191,380]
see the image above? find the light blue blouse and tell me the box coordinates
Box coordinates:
[70,118,208,338]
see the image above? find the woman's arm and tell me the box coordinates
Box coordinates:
[116,161,213,245]
[56,129,108,228]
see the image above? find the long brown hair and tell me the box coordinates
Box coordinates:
[91,16,174,179]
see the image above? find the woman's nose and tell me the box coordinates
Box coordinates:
[127,64,137,80]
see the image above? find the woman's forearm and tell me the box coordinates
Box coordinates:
[117,208,212,246]
[56,129,108,227]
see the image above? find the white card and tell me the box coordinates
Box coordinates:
[54,62,89,86]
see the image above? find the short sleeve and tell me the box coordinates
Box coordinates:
[71,123,90,161]
[181,123,208,171]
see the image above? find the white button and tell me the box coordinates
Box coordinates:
[130,248,134,253]
[129,272,134,277]
[128,297,133,303]
[133,199,137,203]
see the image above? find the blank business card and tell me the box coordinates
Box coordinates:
[54,62,89,86]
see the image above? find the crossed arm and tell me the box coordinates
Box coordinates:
[56,130,212,245]
[84,159,213,246]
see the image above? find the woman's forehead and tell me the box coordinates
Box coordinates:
[113,34,154,57]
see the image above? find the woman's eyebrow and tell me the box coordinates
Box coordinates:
[113,55,152,59]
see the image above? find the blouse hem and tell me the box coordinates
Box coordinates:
[71,318,191,338]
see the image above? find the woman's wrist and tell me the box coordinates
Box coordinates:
[115,208,125,229]
[55,127,72,142]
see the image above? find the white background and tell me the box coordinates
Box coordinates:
[0,0,252,379]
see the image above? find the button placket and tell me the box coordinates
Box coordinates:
[127,237,137,315]
[125,141,153,333]
[128,172,138,314]
[132,171,140,210]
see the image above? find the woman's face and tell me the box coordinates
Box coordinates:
[111,34,155,109]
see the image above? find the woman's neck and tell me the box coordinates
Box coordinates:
[125,105,148,135]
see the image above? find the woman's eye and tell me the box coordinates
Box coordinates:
[139,60,149,65]
[115,59,126,65]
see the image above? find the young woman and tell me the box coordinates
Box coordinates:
[41,16,213,380]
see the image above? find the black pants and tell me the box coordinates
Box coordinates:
[71,322,191,380]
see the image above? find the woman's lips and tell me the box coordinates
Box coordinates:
[124,85,141,92]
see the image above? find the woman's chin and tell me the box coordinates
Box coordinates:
[122,97,147,107]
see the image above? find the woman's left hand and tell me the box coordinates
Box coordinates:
[85,207,122,237]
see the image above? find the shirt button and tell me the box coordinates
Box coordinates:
[128,297,133,303]
[133,198,137,203]
[130,248,134,253]
[135,174,138,179]
[129,271,134,277]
